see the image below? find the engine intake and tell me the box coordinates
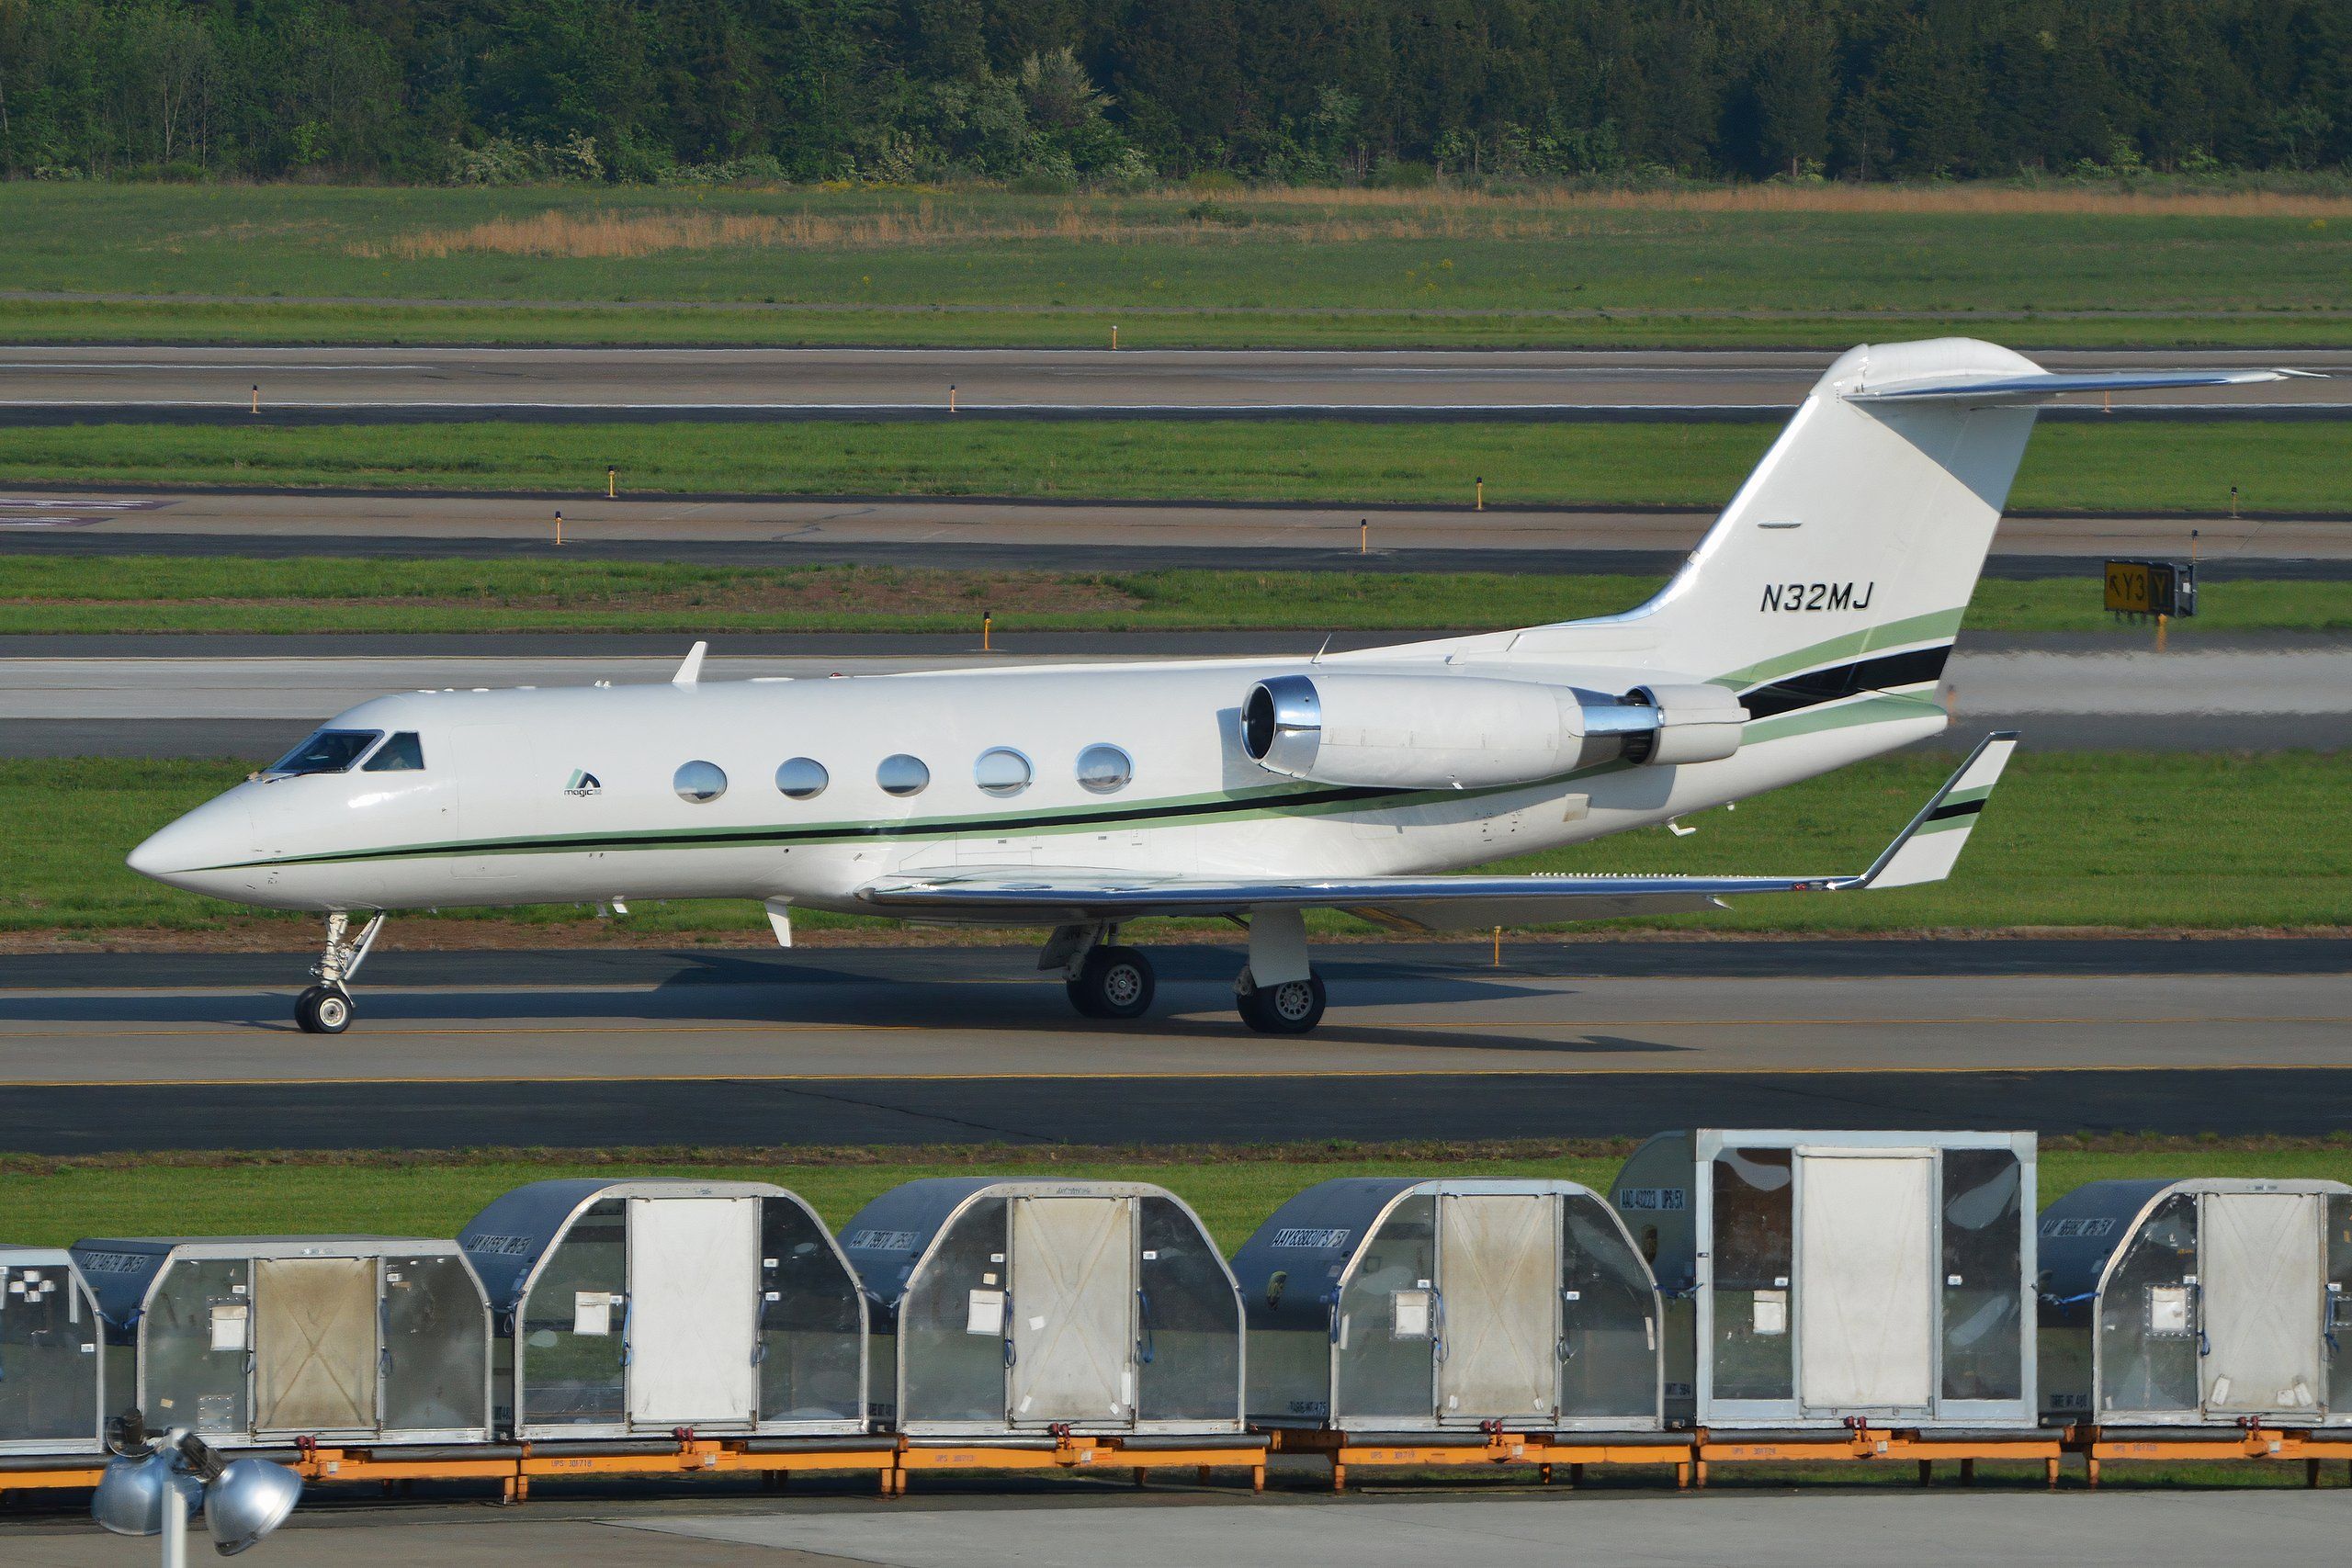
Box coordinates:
[1239,672,1747,790]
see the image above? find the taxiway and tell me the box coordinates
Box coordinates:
[1,942,2344,1151]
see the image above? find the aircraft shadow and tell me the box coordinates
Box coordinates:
[0,977,1692,1058]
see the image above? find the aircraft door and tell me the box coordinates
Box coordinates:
[2200,1193,2324,1418]
[1796,1150,1935,1416]
[1435,1194,1558,1424]
[447,725,521,882]
[1008,1198,1136,1427]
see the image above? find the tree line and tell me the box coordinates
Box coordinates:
[0,0,2344,186]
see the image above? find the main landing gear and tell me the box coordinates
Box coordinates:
[1046,911,1329,1034]
[1066,944,1156,1019]
[1235,968,1327,1034]
[296,910,385,1035]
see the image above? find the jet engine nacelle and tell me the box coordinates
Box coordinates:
[1618,682,1750,766]
[1239,673,1747,788]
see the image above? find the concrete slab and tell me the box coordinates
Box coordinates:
[622,1489,2350,1568]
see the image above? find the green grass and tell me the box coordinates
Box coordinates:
[1,183,2348,346]
[13,301,2352,351]
[10,751,2346,938]
[6,1140,2352,1251]
[2,418,2340,515]
[0,557,2342,634]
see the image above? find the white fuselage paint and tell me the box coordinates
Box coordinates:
[131,648,1944,918]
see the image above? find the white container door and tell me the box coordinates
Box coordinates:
[254,1258,379,1436]
[2201,1193,2324,1418]
[1797,1151,1935,1416]
[627,1197,760,1428]
[1436,1194,1559,1424]
[1009,1198,1135,1427]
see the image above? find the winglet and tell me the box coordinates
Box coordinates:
[1853,731,2019,889]
[672,640,708,688]
[1846,367,2313,406]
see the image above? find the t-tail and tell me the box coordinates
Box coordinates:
[1586,339,2309,698]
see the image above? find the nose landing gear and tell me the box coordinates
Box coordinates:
[295,984,352,1035]
[297,910,385,1035]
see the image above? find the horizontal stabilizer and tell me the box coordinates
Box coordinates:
[857,735,2018,931]
[1846,367,2318,406]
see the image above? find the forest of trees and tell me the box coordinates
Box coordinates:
[0,0,2345,186]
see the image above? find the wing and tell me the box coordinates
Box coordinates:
[857,734,2018,931]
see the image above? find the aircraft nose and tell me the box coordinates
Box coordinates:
[127,797,254,889]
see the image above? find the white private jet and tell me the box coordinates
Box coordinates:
[128,339,2310,1035]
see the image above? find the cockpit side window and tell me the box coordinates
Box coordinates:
[266,729,382,776]
[363,732,425,772]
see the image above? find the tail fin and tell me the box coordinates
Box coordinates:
[1599,339,2300,693]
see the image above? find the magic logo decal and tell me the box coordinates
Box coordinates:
[563,770,602,796]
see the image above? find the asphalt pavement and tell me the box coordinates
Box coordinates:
[2,942,2344,1150]
[2,490,2344,570]
[0,1485,2338,1568]
[1,345,2344,422]
[4,636,2343,754]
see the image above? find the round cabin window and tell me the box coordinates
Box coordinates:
[775,757,829,799]
[673,760,728,803]
[975,747,1034,797]
[1076,743,1133,795]
[877,753,931,797]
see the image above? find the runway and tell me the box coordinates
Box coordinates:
[2,942,2345,1151]
[1,345,2345,421]
[6,636,2346,755]
[4,489,2346,572]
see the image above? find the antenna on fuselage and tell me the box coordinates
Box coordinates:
[672,640,709,687]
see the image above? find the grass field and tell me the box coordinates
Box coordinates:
[0,556,2339,635]
[2,183,2348,347]
[10,751,2345,940]
[5,1138,2348,1250]
[1,418,2336,516]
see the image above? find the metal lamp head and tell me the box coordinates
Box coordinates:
[201,1458,302,1556]
[91,1450,199,1538]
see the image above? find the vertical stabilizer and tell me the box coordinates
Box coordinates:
[1602,339,2044,690]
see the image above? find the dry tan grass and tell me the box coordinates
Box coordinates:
[358,182,2352,259]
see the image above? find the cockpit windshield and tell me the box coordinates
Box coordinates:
[266,729,383,776]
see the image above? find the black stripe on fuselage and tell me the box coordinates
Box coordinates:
[1737,645,1951,720]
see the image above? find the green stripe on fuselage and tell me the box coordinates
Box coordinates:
[1711,610,1968,691]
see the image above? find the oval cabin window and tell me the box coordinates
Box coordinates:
[775,758,829,799]
[1076,743,1133,795]
[673,760,728,803]
[975,748,1033,797]
[877,754,931,797]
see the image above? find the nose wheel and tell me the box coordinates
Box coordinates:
[297,910,384,1034]
[295,984,353,1035]
[1236,967,1327,1034]
[1067,945,1156,1020]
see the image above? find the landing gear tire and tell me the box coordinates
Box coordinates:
[1066,945,1156,1021]
[296,984,353,1035]
[1236,968,1326,1034]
